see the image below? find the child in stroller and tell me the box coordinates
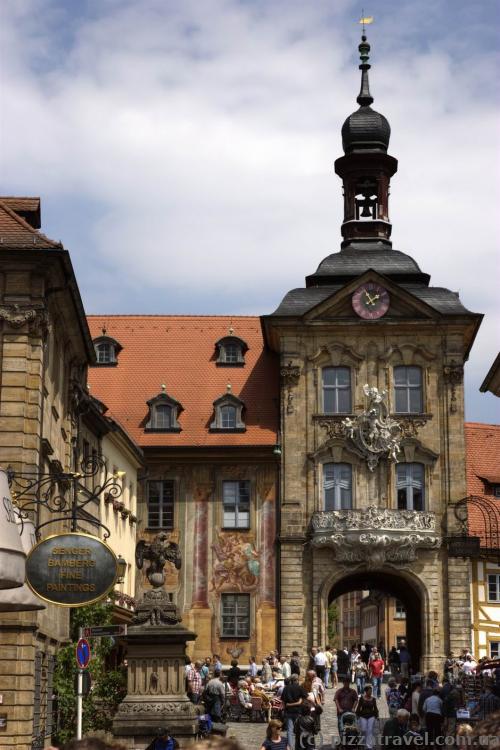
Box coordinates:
[338,711,361,747]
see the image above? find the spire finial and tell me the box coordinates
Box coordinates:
[161,383,166,393]
[357,13,374,106]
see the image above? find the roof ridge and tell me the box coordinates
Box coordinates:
[0,199,62,248]
[465,422,500,428]
[86,314,261,319]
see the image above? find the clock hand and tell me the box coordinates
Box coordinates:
[364,291,375,305]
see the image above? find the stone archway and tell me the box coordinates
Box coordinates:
[320,567,430,672]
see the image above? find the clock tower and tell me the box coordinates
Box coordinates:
[262,33,482,671]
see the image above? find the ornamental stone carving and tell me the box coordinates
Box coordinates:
[443,361,464,414]
[310,506,440,567]
[342,385,402,471]
[398,414,431,439]
[117,701,197,715]
[317,416,349,440]
[0,304,49,337]
[280,360,301,415]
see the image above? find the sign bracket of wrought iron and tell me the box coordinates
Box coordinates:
[7,453,122,540]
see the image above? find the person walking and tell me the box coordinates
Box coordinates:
[204,669,226,722]
[260,719,290,750]
[337,647,350,681]
[324,645,333,689]
[422,688,443,744]
[261,658,273,684]
[355,684,379,750]
[386,677,403,718]
[369,651,385,698]
[314,647,327,685]
[290,651,301,677]
[249,656,259,679]
[398,640,412,679]
[355,657,368,695]
[282,673,307,750]
[388,646,400,676]
[382,708,410,748]
[331,648,338,687]
[334,676,358,733]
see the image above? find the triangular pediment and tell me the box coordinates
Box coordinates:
[303,270,441,323]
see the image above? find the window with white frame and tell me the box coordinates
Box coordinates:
[487,574,500,602]
[220,405,236,429]
[396,462,425,511]
[322,367,352,414]
[221,593,250,638]
[323,463,352,511]
[395,600,406,619]
[95,341,115,364]
[210,394,245,431]
[215,336,248,366]
[152,404,172,429]
[490,642,500,659]
[222,480,250,528]
[394,366,423,413]
[147,480,174,528]
[145,392,182,432]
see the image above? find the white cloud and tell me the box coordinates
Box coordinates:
[0,0,498,420]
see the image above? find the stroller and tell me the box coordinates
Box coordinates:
[338,711,361,748]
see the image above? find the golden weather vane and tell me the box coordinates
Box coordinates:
[359,10,374,35]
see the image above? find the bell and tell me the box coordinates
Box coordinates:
[360,201,373,218]
[0,510,45,611]
[0,469,25,589]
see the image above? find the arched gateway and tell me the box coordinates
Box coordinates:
[324,569,426,671]
[262,31,481,676]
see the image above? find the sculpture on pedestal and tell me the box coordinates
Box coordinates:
[134,533,182,625]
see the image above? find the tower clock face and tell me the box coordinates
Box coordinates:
[352,282,390,319]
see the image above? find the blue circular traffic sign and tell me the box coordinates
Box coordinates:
[76,638,90,669]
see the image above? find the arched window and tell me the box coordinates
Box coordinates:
[396,462,425,511]
[394,366,423,413]
[145,391,182,432]
[220,405,237,429]
[323,463,352,510]
[93,336,122,366]
[322,367,352,413]
[215,336,248,366]
[210,393,245,432]
[153,404,172,429]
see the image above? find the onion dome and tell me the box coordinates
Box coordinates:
[341,34,390,154]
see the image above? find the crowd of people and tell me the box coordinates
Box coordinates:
[53,644,500,750]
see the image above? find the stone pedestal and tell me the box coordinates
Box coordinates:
[113,624,198,749]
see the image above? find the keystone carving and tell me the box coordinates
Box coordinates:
[280,361,301,415]
[342,385,402,471]
[443,361,464,414]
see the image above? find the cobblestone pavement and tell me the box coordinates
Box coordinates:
[225,684,389,750]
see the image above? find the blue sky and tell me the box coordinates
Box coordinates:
[1,0,499,422]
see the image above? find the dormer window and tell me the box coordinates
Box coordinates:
[145,389,183,433]
[210,391,246,432]
[215,336,248,367]
[93,336,122,367]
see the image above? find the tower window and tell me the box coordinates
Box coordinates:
[322,367,352,414]
[396,462,425,511]
[355,178,378,220]
[222,480,250,528]
[147,480,174,529]
[323,463,352,510]
[394,366,423,413]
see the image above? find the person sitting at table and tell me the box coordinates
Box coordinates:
[252,678,271,710]
[237,679,253,713]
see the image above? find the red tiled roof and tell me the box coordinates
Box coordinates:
[1,197,40,213]
[0,198,60,248]
[87,316,279,448]
[465,422,500,547]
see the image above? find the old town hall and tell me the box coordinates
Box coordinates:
[87,32,481,670]
[0,31,493,749]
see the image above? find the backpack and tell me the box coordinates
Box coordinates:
[387,688,402,711]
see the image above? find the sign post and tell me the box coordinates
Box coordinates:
[76,634,91,740]
[82,624,127,638]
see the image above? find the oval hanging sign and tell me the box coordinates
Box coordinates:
[25,532,118,607]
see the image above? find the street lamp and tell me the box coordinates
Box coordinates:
[116,555,127,584]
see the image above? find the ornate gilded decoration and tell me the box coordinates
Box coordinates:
[211,532,260,592]
[443,361,464,414]
[280,360,300,414]
[133,533,182,626]
[310,506,440,567]
[342,385,402,470]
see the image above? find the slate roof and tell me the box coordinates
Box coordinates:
[342,106,391,154]
[87,316,279,448]
[0,198,60,248]
[271,283,473,317]
[306,245,429,286]
[465,422,500,548]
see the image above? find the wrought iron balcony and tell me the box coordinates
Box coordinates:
[309,506,441,567]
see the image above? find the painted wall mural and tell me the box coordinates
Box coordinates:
[211,532,261,593]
